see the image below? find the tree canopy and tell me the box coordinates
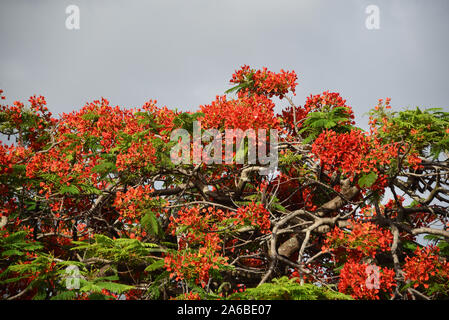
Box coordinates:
[0,66,449,300]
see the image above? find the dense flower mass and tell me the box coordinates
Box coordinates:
[233,202,271,234]
[322,220,393,261]
[199,94,280,130]
[311,128,421,190]
[303,91,355,121]
[312,129,370,175]
[281,91,355,134]
[168,206,224,250]
[229,65,298,99]
[403,246,449,292]
[114,185,155,221]
[164,247,228,287]
[338,260,396,300]
[0,65,448,301]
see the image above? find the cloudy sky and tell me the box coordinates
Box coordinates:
[1,0,448,128]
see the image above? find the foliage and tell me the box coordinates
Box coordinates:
[228,277,352,300]
[0,68,449,300]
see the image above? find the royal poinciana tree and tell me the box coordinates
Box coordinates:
[1,65,449,300]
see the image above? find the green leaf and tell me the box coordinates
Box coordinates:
[400,282,413,292]
[60,184,80,195]
[141,212,162,236]
[94,234,115,246]
[324,121,337,129]
[79,184,103,195]
[438,241,449,257]
[94,281,134,294]
[358,172,378,188]
[227,276,352,300]
[144,259,165,272]
[50,290,77,300]
[423,234,443,242]
[25,200,37,211]
[225,84,244,94]
[32,290,47,300]
[88,293,107,300]
[1,249,24,257]
[310,119,331,128]
[271,202,287,212]
[92,161,116,174]
[81,112,100,121]
[402,241,417,252]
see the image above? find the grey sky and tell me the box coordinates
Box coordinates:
[1,0,448,128]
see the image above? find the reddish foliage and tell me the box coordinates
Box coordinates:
[323,220,393,261]
[200,94,280,131]
[0,66,447,301]
[403,246,449,290]
[230,65,298,99]
[338,260,396,299]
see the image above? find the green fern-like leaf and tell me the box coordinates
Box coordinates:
[228,277,352,300]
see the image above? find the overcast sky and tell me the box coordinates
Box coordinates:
[1,0,448,128]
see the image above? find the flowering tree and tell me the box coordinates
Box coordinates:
[0,65,448,300]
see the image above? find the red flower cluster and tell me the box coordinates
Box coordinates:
[141,99,178,141]
[272,171,318,212]
[199,94,280,131]
[114,185,155,223]
[304,91,354,122]
[232,202,271,234]
[230,65,298,99]
[164,203,271,286]
[322,220,393,260]
[165,206,230,286]
[171,292,202,300]
[164,247,228,287]
[281,91,355,134]
[338,260,396,300]
[22,98,173,212]
[322,220,397,299]
[403,246,449,290]
[312,129,369,176]
[0,142,18,175]
[0,94,55,151]
[115,135,156,172]
[168,206,223,250]
[311,128,421,189]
